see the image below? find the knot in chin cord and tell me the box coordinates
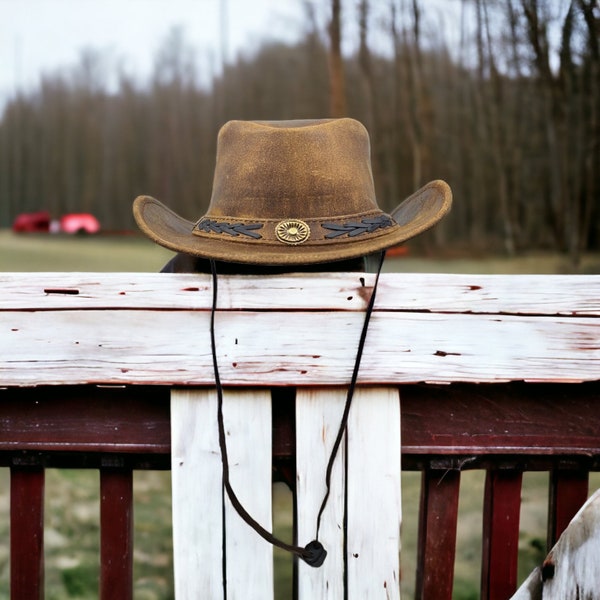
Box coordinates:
[209,254,385,567]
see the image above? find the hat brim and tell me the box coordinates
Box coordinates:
[133,180,452,266]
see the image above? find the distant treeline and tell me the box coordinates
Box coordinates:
[0,0,598,262]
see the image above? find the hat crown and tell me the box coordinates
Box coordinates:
[208,118,378,220]
[132,118,452,265]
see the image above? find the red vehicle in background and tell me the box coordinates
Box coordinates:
[59,213,100,234]
[12,211,51,233]
[13,212,100,234]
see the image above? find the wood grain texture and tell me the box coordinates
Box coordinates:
[346,387,401,599]
[171,389,274,600]
[296,387,401,599]
[482,470,523,600]
[10,468,45,600]
[548,469,590,548]
[2,272,598,386]
[222,390,274,600]
[416,469,460,599]
[1,383,599,460]
[2,272,598,315]
[0,386,170,454]
[3,272,599,599]
[100,470,133,600]
[512,489,600,599]
[296,387,347,598]
[171,389,224,599]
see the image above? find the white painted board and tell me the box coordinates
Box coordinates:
[296,387,348,598]
[171,389,274,599]
[2,272,598,315]
[346,387,401,599]
[171,389,224,599]
[296,387,402,599]
[3,309,598,386]
[511,488,600,599]
[222,389,274,600]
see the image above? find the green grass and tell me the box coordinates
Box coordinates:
[2,230,599,598]
[3,229,599,274]
[382,250,600,275]
[0,231,173,272]
[4,469,591,599]
[0,469,292,600]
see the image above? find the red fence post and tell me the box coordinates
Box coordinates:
[415,468,461,599]
[100,469,134,600]
[548,468,589,549]
[10,468,45,600]
[481,469,522,600]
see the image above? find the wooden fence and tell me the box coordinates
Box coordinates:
[1,271,599,599]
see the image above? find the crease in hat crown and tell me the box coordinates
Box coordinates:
[133,118,452,265]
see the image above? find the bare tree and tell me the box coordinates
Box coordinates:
[521,0,598,265]
[328,0,346,117]
[0,1,597,259]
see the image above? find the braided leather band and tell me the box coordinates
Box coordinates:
[193,213,395,244]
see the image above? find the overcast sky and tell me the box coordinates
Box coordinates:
[0,0,573,111]
[0,0,310,103]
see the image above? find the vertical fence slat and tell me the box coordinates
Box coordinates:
[10,468,45,600]
[548,469,589,549]
[100,469,133,600]
[223,389,274,600]
[297,387,401,599]
[415,468,460,600]
[296,387,347,599]
[346,387,401,600]
[481,469,522,600]
[512,488,600,600]
[171,388,274,599]
[171,389,224,600]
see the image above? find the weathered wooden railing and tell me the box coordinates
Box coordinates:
[1,272,599,599]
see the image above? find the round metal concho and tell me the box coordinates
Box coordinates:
[275,219,310,245]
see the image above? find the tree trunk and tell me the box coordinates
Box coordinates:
[328,0,346,117]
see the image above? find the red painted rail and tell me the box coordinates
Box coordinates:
[2,272,598,597]
[2,382,599,599]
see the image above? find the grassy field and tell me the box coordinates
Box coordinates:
[2,229,600,274]
[2,230,599,598]
[0,230,174,273]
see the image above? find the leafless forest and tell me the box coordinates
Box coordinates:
[0,0,598,263]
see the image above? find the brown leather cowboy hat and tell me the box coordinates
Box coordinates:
[133,118,452,265]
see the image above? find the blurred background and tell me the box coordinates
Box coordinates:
[1,0,599,271]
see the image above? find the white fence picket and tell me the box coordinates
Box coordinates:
[171,389,273,599]
[346,387,401,599]
[171,389,224,599]
[512,488,600,600]
[296,387,402,599]
[296,387,348,598]
[222,389,274,600]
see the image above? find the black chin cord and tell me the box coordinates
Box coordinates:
[209,253,385,568]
